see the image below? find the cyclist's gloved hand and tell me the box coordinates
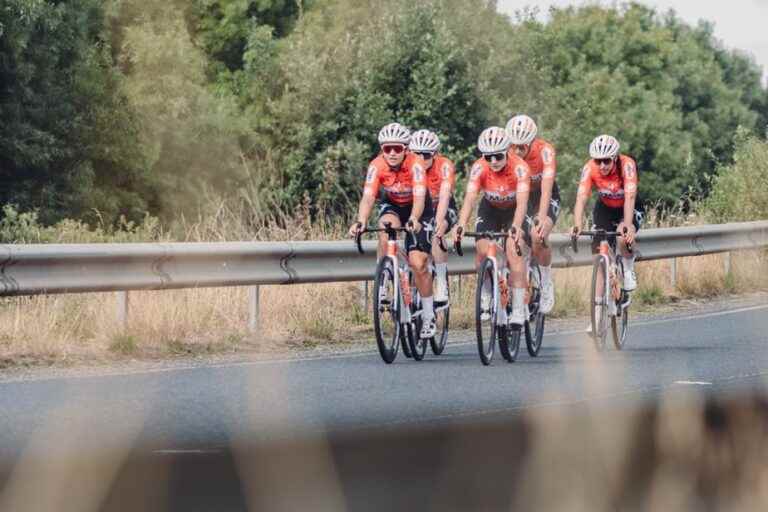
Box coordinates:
[452,224,464,244]
[348,221,363,238]
[571,225,581,238]
[619,223,636,246]
[407,217,422,233]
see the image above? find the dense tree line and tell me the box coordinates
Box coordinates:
[1,0,766,227]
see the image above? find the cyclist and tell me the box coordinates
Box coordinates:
[571,134,644,292]
[408,129,456,304]
[451,126,531,326]
[348,122,438,339]
[505,114,560,314]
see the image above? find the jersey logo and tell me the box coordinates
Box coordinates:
[542,147,553,165]
[515,166,527,179]
[580,166,590,182]
[441,163,451,179]
[413,167,424,181]
[470,163,482,179]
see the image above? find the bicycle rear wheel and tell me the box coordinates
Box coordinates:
[590,256,609,351]
[431,277,449,355]
[373,258,400,364]
[525,264,544,357]
[476,258,497,366]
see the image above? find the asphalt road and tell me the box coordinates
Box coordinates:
[0,300,766,511]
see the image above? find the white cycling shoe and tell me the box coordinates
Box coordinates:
[420,317,437,339]
[540,279,555,314]
[509,307,526,327]
[480,293,492,321]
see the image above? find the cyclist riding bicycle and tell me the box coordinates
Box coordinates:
[571,134,644,292]
[348,122,438,339]
[451,126,531,326]
[409,129,456,304]
[505,114,560,314]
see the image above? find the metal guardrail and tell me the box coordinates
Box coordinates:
[0,221,766,297]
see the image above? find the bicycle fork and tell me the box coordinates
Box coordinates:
[486,242,509,327]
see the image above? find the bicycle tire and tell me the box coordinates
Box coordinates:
[612,261,630,349]
[431,276,449,355]
[407,289,427,361]
[373,258,400,363]
[500,324,521,362]
[590,256,609,351]
[525,264,544,357]
[476,258,497,366]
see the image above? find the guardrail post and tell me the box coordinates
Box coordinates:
[723,252,732,276]
[116,291,129,330]
[670,258,677,288]
[248,285,260,334]
[363,281,369,313]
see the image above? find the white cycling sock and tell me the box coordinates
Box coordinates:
[512,288,525,313]
[436,263,448,285]
[540,265,552,283]
[422,296,435,320]
[622,255,636,272]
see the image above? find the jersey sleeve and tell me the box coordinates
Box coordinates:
[577,163,593,198]
[621,158,638,197]
[541,142,556,181]
[362,162,380,198]
[467,161,485,193]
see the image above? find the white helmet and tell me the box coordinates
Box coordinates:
[477,127,510,154]
[505,114,538,145]
[378,123,411,145]
[409,129,441,153]
[589,134,620,159]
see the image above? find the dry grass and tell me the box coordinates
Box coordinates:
[0,250,764,368]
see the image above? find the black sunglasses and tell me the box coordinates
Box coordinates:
[483,152,506,163]
[415,151,435,159]
[596,157,614,166]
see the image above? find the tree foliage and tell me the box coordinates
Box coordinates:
[0,0,151,224]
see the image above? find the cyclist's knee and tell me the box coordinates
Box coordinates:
[408,251,429,272]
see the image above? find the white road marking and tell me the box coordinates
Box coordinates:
[674,381,713,386]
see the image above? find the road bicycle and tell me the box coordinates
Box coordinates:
[570,228,632,351]
[356,222,449,363]
[455,227,523,365]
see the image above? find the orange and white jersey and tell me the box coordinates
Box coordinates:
[512,138,556,191]
[425,154,456,206]
[363,153,427,206]
[577,154,638,209]
[467,154,531,209]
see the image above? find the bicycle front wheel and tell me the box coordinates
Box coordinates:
[499,324,521,362]
[525,264,544,357]
[406,290,427,361]
[590,256,609,351]
[612,291,630,350]
[431,277,449,355]
[476,258,497,366]
[373,258,400,364]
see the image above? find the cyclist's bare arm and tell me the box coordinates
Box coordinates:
[537,146,557,223]
[573,165,593,233]
[434,180,452,235]
[456,187,479,234]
